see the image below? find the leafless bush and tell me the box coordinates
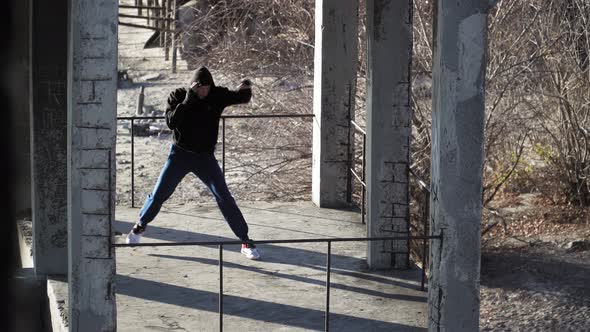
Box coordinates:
[174,0,590,208]
[173,0,317,202]
[409,0,590,207]
[181,0,314,77]
[525,0,590,205]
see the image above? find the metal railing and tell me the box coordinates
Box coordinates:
[348,120,366,224]
[409,168,431,291]
[113,233,443,332]
[114,113,439,331]
[116,114,315,208]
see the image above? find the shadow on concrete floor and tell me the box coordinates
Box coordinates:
[115,219,424,292]
[116,274,427,331]
[161,209,348,238]
[148,253,426,303]
[481,247,590,304]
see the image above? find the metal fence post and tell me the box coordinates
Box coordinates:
[171,0,178,73]
[131,118,135,208]
[420,189,429,291]
[222,118,226,174]
[165,0,171,61]
[219,244,224,332]
[108,151,113,258]
[361,135,366,224]
[346,119,353,204]
[325,240,332,332]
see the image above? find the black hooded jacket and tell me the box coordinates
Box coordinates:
[165,67,251,153]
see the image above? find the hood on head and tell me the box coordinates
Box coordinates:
[190,66,215,87]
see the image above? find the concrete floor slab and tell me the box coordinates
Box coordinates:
[114,201,427,331]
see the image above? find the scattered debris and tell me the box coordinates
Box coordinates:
[140,73,162,81]
[131,121,171,137]
[118,69,130,82]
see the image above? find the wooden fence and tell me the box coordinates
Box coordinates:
[119,0,180,73]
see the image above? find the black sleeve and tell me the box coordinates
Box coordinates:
[165,88,188,129]
[218,87,252,108]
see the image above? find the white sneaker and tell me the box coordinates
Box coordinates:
[125,224,145,244]
[241,244,260,260]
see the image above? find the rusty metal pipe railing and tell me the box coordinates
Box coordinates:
[349,120,367,224]
[120,4,164,10]
[118,13,174,21]
[409,167,431,291]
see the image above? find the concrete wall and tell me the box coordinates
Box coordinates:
[11,270,49,332]
[365,0,413,269]
[11,0,32,220]
[428,1,495,330]
[312,0,358,208]
[67,0,118,330]
[30,0,69,275]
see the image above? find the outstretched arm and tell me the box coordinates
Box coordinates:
[221,79,253,107]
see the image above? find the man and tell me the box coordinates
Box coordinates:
[125,66,260,260]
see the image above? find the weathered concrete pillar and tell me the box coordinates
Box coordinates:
[30,0,69,275]
[365,0,413,269]
[312,0,358,208]
[428,1,495,330]
[68,0,118,330]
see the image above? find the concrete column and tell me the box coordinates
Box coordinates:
[30,0,69,275]
[67,0,118,330]
[428,1,495,330]
[365,0,413,269]
[312,0,359,208]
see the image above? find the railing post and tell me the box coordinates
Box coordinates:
[108,151,113,258]
[222,118,226,174]
[136,86,145,116]
[325,240,332,332]
[165,0,171,61]
[219,244,223,332]
[361,134,366,224]
[146,0,150,25]
[131,118,136,208]
[346,120,353,204]
[171,0,178,73]
[421,188,430,291]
